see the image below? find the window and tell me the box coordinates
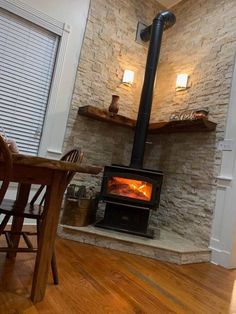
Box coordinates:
[0,8,59,155]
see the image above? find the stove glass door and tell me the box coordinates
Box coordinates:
[107,176,153,202]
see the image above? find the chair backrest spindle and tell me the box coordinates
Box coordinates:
[30,148,83,206]
[0,135,12,205]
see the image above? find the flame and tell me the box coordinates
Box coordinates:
[107,177,152,201]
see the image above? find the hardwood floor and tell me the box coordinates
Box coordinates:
[0,236,235,313]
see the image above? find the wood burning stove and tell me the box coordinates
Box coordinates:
[95,11,176,238]
[97,165,163,238]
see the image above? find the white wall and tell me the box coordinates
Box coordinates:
[210,55,236,268]
[18,0,91,158]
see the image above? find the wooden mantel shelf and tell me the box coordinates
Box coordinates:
[78,105,217,134]
[78,105,136,128]
[148,119,217,134]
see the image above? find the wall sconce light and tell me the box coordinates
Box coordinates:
[122,69,134,86]
[176,73,189,91]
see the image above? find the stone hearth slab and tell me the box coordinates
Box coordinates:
[57,225,211,265]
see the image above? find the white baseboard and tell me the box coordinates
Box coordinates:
[210,246,236,268]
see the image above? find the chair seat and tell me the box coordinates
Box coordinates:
[0,199,44,219]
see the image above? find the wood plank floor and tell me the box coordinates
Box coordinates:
[0,236,236,314]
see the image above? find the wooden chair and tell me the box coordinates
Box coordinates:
[0,148,83,284]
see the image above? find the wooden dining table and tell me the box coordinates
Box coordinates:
[0,153,102,303]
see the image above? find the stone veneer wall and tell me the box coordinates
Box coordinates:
[145,0,236,246]
[64,0,236,247]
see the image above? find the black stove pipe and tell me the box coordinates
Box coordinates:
[130,11,176,169]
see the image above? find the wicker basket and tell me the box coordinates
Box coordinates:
[61,197,94,227]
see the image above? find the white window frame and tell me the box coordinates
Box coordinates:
[0,0,71,158]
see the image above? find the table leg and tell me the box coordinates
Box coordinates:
[31,171,66,303]
[7,183,31,258]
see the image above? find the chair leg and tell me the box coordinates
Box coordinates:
[0,214,11,235]
[36,218,41,246]
[51,251,59,285]
[37,218,59,285]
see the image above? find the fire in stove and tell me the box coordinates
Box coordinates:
[107,177,152,201]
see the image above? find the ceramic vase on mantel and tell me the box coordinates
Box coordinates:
[108,95,120,116]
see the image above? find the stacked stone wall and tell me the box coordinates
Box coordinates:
[147,0,236,245]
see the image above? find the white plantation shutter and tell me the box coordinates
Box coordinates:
[0,8,59,155]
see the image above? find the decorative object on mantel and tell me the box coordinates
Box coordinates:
[108,94,120,116]
[169,108,209,121]
[61,184,99,227]
[194,108,209,119]
[78,105,217,133]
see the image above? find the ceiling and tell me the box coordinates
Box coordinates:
[157,0,182,8]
